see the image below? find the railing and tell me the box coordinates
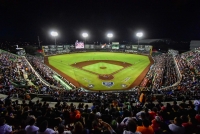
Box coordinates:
[172,56,182,86]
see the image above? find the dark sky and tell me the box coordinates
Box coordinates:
[1,0,200,44]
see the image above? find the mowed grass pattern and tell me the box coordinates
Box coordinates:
[48,52,150,91]
[82,62,123,74]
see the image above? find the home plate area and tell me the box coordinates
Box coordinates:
[98,74,114,80]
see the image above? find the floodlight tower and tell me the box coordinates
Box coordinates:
[82,33,88,44]
[136,32,143,45]
[50,31,58,45]
[107,33,113,44]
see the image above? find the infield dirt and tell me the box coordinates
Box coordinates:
[71,60,131,80]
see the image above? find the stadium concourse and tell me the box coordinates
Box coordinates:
[0,49,200,133]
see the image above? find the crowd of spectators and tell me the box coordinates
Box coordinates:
[1,49,200,133]
[141,49,200,94]
[140,54,178,90]
[26,54,76,90]
[162,55,177,87]
[175,51,200,92]
[0,51,68,100]
[0,52,39,99]
[1,49,200,102]
[181,50,200,74]
[0,92,200,134]
[26,55,63,88]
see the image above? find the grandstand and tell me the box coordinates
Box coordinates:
[1,46,200,134]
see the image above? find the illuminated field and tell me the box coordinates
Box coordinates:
[46,52,153,91]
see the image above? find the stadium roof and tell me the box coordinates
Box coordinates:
[190,40,200,43]
[190,40,200,50]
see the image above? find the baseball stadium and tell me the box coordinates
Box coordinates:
[2,1,200,133]
[1,41,200,134]
[42,43,153,91]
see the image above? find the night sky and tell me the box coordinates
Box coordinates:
[1,0,200,44]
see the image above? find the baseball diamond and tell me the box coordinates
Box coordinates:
[44,52,153,91]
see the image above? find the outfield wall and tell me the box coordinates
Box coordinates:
[42,45,153,56]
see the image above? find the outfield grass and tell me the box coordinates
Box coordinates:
[48,52,150,91]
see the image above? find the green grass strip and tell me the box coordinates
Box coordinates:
[52,74,72,90]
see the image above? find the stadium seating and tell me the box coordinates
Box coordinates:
[0,48,200,134]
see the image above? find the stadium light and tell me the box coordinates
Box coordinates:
[82,33,88,44]
[107,33,113,44]
[136,32,143,45]
[50,31,58,45]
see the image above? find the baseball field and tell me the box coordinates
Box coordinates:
[45,52,153,91]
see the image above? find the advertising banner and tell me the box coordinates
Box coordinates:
[49,45,57,51]
[106,45,111,49]
[125,45,132,49]
[138,45,145,51]
[132,45,138,50]
[85,45,90,49]
[145,45,151,51]
[90,45,94,49]
[112,42,119,49]
[119,45,125,49]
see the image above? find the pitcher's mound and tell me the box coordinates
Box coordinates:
[100,66,107,69]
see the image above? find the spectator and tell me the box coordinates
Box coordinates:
[136,119,154,134]
[123,119,141,134]
[72,121,87,134]
[151,116,161,132]
[38,120,55,134]
[55,125,71,134]
[149,107,158,120]
[25,116,39,134]
[0,117,12,134]
[168,117,185,134]
[182,117,198,134]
